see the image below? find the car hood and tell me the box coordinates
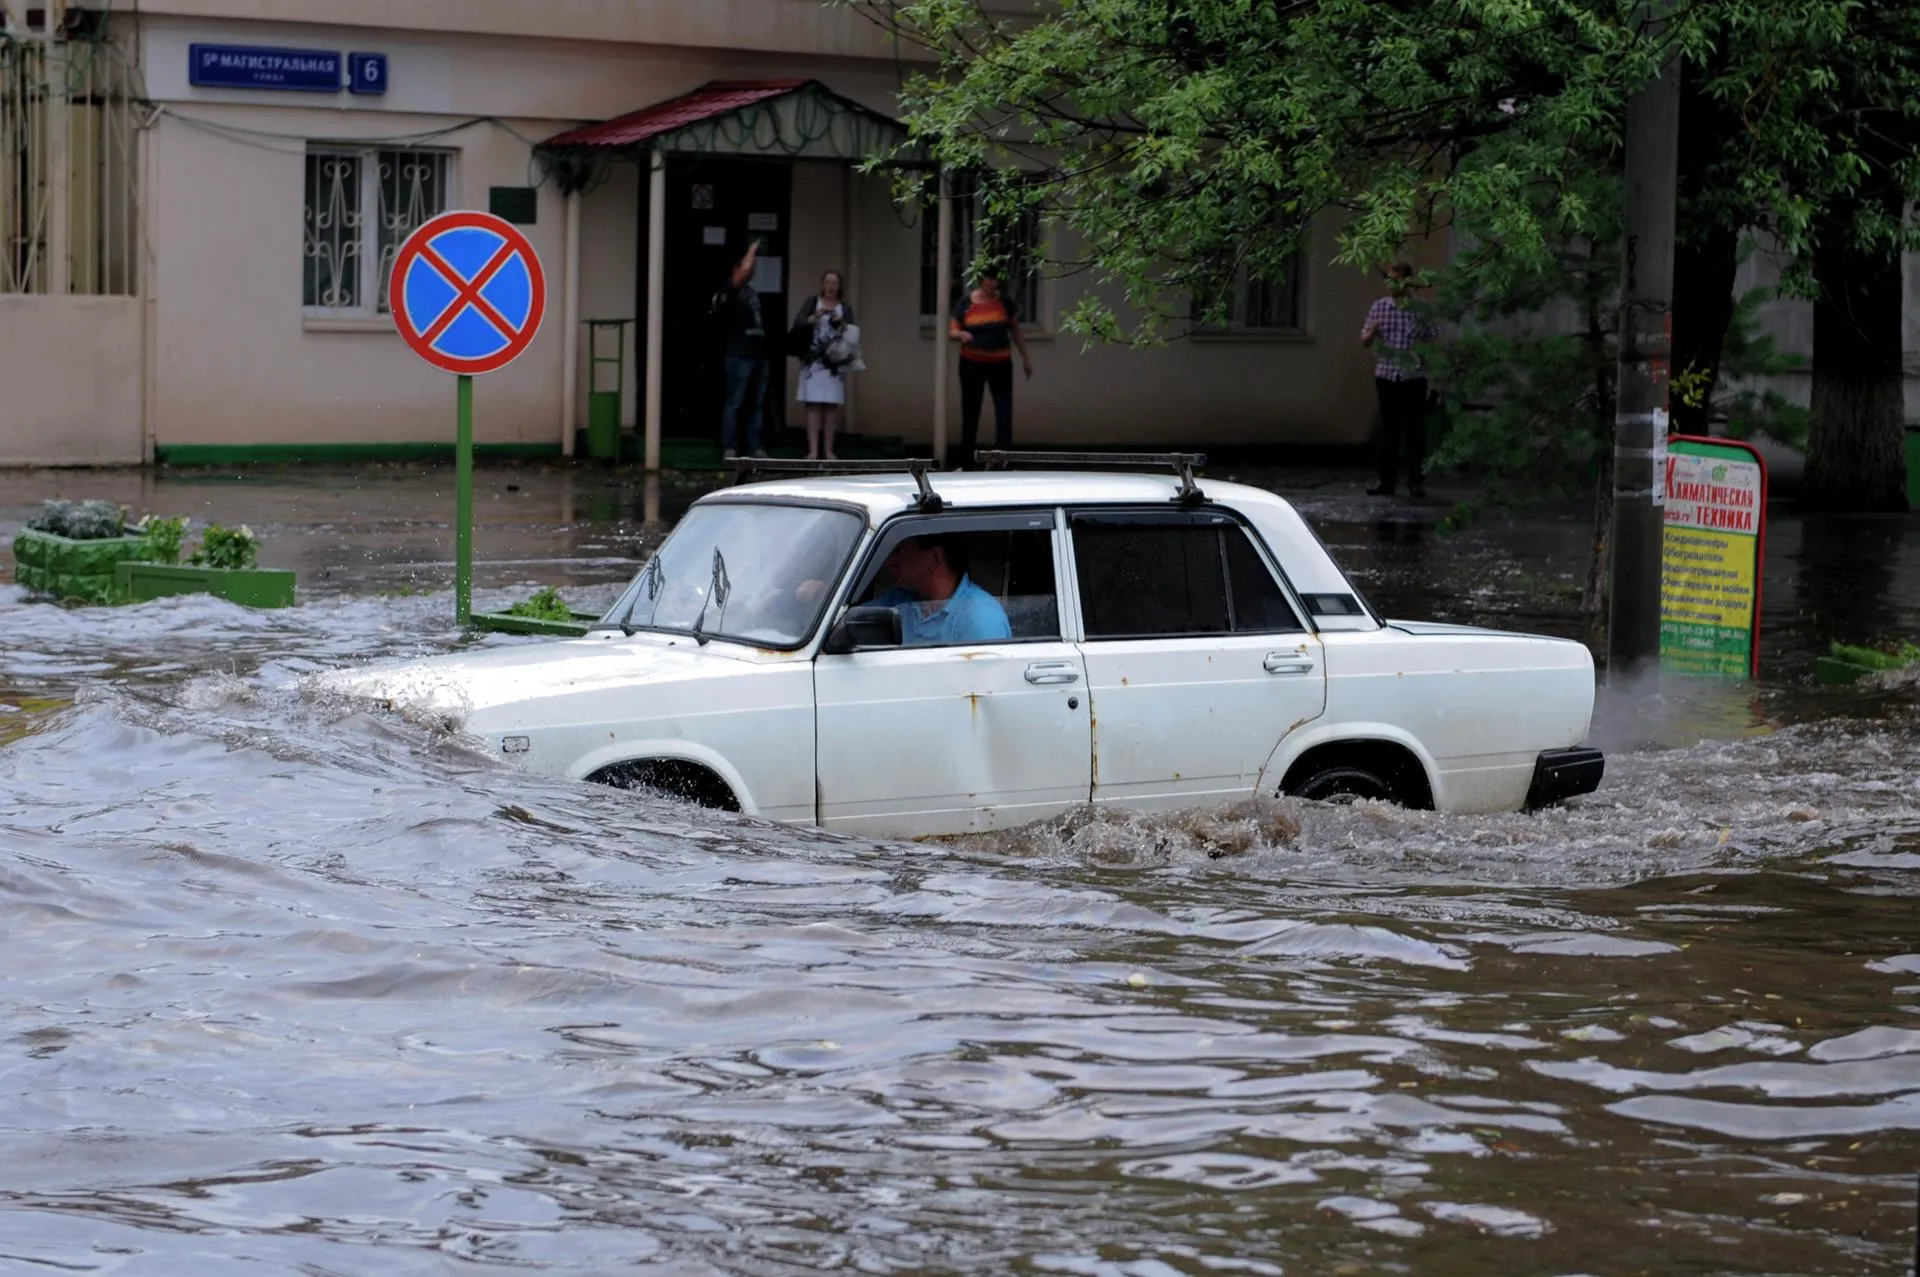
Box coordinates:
[311,634,775,722]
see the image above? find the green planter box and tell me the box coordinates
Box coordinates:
[12,528,150,604]
[1814,642,1919,687]
[115,562,297,609]
[1814,656,1875,687]
[469,609,599,637]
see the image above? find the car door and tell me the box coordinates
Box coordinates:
[813,509,1092,839]
[1067,508,1327,811]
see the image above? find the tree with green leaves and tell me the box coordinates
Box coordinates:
[852,0,1918,514]
[850,0,1665,338]
[1676,0,1919,510]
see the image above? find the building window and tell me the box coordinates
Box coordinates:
[303,147,451,315]
[920,174,1043,328]
[1193,248,1306,334]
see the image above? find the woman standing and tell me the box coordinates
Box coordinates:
[949,272,1033,466]
[789,270,856,461]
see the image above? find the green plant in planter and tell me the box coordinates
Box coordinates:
[135,515,191,565]
[14,500,146,604]
[26,499,128,540]
[505,586,573,622]
[191,523,261,571]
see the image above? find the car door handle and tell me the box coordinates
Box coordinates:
[1024,661,1081,685]
[1263,652,1317,675]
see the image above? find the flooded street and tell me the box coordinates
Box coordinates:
[3,464,1919,1275]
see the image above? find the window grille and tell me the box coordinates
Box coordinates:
[0,32,140,296]
[303,147,451,315]
[1193,248,1306,333]
[920,174,1043,327]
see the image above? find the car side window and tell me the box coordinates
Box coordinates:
[846,514,1063,647]
[1072,515,1304,639]
[1223,527,1305,632]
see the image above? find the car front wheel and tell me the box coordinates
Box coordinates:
[1289,764,1395,805]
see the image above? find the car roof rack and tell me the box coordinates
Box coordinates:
[730,456,946,512]
[974,450,1209,506]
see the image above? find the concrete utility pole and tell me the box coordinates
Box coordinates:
[1608,4,1680,683]
[931,167,953,465]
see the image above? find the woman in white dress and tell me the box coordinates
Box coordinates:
[790,270,856,460]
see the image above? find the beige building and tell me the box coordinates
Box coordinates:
[0,0,1408,468]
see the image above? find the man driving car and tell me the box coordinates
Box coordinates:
[873,535,1011,645]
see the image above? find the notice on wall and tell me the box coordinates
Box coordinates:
[1659,436,1767,679]
[702,225,727,246]
[751,255,784,294]
[748,212,780,232]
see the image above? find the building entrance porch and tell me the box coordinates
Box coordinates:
[539,79,922,470]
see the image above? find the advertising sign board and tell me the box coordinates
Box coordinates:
[1660,435,1768,678]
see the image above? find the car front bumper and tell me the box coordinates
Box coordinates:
[1524,747,1605,809]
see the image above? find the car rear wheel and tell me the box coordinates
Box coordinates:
[1289,764,1395,805]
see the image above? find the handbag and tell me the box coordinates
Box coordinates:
[785,297,817,361]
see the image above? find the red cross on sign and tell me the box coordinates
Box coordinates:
[389,210,547,376]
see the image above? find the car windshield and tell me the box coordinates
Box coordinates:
[598,501,863,647]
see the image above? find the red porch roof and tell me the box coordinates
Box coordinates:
[542,79,813,150]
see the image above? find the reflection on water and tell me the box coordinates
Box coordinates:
[2,468,1919,1273]
[0,693,67,746]
[1791,515,1914,652]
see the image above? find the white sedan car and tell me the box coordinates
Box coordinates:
[319,457,1604,838]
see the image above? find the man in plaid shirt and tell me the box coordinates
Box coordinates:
[1360,261,1438,497]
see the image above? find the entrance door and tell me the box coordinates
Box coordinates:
[641,158,793,443]
[814,512,1092,839]
[1067,510,1328,810]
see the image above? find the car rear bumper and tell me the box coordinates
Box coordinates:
[1524,747,1605,809]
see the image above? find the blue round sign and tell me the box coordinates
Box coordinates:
[389,210,546,375]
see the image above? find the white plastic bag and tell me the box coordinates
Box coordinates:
[825,324,865,374]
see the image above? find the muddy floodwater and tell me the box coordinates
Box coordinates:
[2,464,1918,1275]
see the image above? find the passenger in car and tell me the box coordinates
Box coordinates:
[874,536,1012,645]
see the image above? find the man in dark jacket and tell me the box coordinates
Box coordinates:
[715,242,770,460]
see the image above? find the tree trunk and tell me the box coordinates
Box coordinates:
[1581,448,1614,620]
[1669,221,1739,435]
[1802,238,1910,511]
[1669,68,1741,437]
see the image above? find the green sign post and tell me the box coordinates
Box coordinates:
[455,373,474,621]
[388,210,549,623]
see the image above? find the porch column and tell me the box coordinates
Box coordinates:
[643,147,666,472]
[843,163,859,435]
[932,167,952,464]
[560,188,581,457]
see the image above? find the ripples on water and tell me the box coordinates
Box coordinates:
[2,584,1918,1275]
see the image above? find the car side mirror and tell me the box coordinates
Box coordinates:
[821,604,902,654]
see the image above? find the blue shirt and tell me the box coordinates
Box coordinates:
[877,574,1012,646]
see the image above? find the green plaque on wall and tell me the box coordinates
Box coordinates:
[489,186,538,225]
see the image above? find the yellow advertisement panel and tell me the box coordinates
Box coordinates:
[1660,438,1767,679]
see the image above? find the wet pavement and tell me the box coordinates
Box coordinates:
[2,461,1918,1275]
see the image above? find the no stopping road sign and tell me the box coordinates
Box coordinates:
[389,210,546,375]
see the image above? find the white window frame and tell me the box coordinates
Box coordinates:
[1193,245,1309,339]
[302,145,455,319]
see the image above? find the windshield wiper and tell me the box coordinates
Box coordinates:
[691,547,730,647]
[590,555,663,636]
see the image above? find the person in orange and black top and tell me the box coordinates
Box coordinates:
[949,272,1033,466]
